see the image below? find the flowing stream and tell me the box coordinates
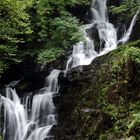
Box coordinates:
[0,70,60,140]
[0,0,139,140]
[66,0,139,69]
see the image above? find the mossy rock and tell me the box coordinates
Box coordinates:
[57,40,140,140]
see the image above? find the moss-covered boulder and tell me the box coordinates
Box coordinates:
[57,40,140,140]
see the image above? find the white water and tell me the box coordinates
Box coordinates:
[66,0,139,69]
[0,88,27,140]
[0,0,139,140]
[118,8,140,44]
[0,70,60,140]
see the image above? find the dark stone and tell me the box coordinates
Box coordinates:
[55,44,140,139]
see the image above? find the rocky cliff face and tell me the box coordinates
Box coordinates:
[57,40,140,140]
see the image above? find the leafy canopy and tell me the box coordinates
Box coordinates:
[110,0,140,20]
[0,0,89,76]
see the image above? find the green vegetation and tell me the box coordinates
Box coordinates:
[0,0,32,76]
[0,0,90,77]
[110,0,140,20]
[63,40,140,140]
[1,0,140,139]
[36,15,83,63]
[0,0,140,77]
[97,40,140,138]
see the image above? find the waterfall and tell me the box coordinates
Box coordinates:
[66,0,139,70]
[0,70,60,140]
[0,88,27,140]
[118,8,140,44]
[0,0,139,140]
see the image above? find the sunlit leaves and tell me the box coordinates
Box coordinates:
[50,15,83,47]
[37,48,64,63]
[110,0,140,20]
[0,0,32,75]
[0,0,88,75]
[37,15,83,63]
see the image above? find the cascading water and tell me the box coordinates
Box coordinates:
[0,70,60,140]
[118,8,140,44]
[0,88,27,140]
[66,0,139,69]
[0,0,139,140]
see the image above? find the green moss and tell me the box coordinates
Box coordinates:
[71,40,140,139]
[99,134,107,140]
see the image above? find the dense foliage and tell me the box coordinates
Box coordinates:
[0,0,140,139]
[0,0,140,77]
[0,0,90,76]
[0,0,32,76]
[110,0,140,20]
